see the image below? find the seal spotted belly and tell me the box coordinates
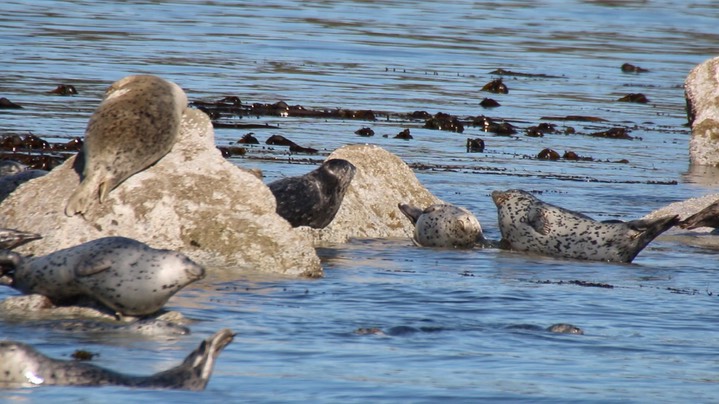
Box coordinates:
[491,189,678,263]
[65,74,188,217]
[9,236,205,316]
[0,329,234,390]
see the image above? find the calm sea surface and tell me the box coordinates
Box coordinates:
[1,1,719,402]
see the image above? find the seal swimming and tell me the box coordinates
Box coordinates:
[0,328,234,390]
[491,189,679,263]
[65,74,188,216]
[398,203,488,248]
[6,236,205,316]
[269,158,356,228]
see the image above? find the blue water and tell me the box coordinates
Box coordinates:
[1,0,719,402]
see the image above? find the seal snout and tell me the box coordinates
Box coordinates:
[491,190,507,206]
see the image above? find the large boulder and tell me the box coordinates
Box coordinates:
[0,109,322,277]
[686,56,719,166]
[299,144,442,244]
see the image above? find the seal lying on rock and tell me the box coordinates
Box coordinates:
[0,328,234,390]
[680,199,719,230]
[269,158,356,228]
[398,203,488,248]
[65,74,188,217]
[6,237,205,316]
[491,189,679,263]
[0,227,41,250]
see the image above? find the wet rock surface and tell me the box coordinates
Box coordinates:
[685,56,719,166]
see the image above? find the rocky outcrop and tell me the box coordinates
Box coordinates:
[298,144,442,244]
[686,56,719,166]
[0,109,322,277]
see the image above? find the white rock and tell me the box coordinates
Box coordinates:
[686,56,719,166]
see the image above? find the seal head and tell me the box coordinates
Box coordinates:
[269,158,356,228]
[491,189,678,262]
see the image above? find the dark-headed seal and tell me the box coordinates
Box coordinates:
[491,189,678,263]
[8,237,205,316]
[398,203,487,248]
[269,158,356,228]
[680,199,719,230]
[0,328,234,390]
[65,75,188,216]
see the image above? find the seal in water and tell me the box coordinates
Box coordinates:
[0,328,234,390]
[491,189,679,263]
[8,236,205,316]
[65,74,188,216]
[680,199,719,230]
[269,158,356,228]
[0,228,41,250]
[398,203,488,248]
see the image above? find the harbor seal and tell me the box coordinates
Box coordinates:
[0,328,234,390]
[65,74,188,217]
[398,203,488,248]
[8,236,205,316]
[491,189,679,262]
[269,158,356,228]
[680,198,719,230]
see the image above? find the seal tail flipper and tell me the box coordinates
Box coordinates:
[0,228,41,250]
[65,177,103,217]
[626,214,679,260]
[140,329,235,390]
[679,200,719,229]
[398,203,423,225]
[0,250,24,286]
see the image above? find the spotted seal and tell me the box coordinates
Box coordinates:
[680,199,719,230]
[491,189,679,262]
[65,75,188,216]
[0,328,234,390]
[7,236,205,316]
[398,203,488,248]
[269,158,356,228]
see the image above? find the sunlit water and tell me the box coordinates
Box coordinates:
[1,1,718,402]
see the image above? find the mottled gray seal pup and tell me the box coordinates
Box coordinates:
[65,74,188,216]
[680,199,719,230]
[0,328,234,390]
[8,237,205,316]
[269,158,356,228]
[491,189,679,263]
[0,227,41,250]
[398,203,487,248]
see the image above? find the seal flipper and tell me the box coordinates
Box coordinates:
[75,257,113,277]
[138,328,235,390]
[0,228,42,250]
[526,206,553,235]
[398,203,423,225]
[679,200,719,229]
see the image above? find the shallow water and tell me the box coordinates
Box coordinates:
[1,0,719,402]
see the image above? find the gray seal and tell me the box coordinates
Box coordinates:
[9,236,205,316]
[680,198,719,230]
[398,203,487,248]
[0,328,234,390]
[491,189,679,263]
[269,158,356,228]
[65,75,188,216]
